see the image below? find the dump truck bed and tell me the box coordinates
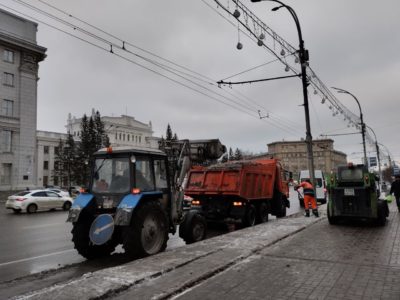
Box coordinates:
[185,159,282,200]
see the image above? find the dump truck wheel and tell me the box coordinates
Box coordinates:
[179,211,207,244]
[242,204,256,227]
[123,200,168,258]
[71,220,116,259]
[256,202,269,224]
[275,195,287,218]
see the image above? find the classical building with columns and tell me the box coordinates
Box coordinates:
[267,139,347,178]
[0,8,46,191]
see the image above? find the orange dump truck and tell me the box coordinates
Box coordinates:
[185,159,291,226]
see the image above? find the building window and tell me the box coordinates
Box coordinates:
[55,147,59,155]
[139,136,141,143]
[1,130,12,152]
[44,161,49,170]
[0,163,12,184]
[1,99,13,117]
[3,72,14,86]
[3,50,14,63]
[54,161,59,171]
[127,135,130,141]
[123,134,125,141]
[43,176,48,187]
[44,146,49,154]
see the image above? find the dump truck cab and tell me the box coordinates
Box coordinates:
[326,163,388,225]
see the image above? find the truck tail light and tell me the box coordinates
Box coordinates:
[191,200,201,206]
[233,201,243,206]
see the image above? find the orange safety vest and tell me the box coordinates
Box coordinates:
[299,181,315,197]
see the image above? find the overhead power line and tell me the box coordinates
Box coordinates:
[3,0,306,136]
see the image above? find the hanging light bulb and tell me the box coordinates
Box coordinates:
[257,39,263,46]
[285,64,290,72]
[236,42,243,50]
[259,32,265,40]
[313,90,317,95]
[233,9,241,18]
[329,105,333,110]
[280,49,285,56]
[321,98,325,104]
[294,56,299,63]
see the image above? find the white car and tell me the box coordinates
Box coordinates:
[5,190,74,214]
[45,188,70,197]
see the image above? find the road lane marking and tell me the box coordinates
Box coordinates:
[0,249,75,267]
[21,222,67,230]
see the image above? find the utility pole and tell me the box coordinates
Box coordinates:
[251,0,315,184]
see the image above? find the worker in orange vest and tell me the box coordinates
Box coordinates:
[295,179,319,217]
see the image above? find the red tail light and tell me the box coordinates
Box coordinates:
[16,197,26,201]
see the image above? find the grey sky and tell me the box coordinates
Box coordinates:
[3,0,400,164]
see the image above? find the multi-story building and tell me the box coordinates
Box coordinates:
[66,111,157,148]
[267,139,347,177]
[0,9,46,191]
[36,130,68,188]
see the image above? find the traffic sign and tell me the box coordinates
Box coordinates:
[89,214,114,245]
[369,157,377,167]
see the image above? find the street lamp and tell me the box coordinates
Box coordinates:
[251,0,315,184]
[365,125,382,190]
[378,143,392,168]
[331,87,367,167]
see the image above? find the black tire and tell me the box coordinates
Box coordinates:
[242,204,256,227]
[275,195,287,218]
[327,206,338,225]
[63,201,72,211]
[27,204,37,214]
[376,205,387,226]
[256,202,269,224]
[179,211,207,244]
[123,200,168,259]
[71,220,117,259]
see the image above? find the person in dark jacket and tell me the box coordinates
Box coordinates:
[295,179,319,217]
[390,175,400,212]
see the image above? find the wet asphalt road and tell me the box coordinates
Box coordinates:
[0,187,301,283]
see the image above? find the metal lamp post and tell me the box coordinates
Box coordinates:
[366,125,382,191]
[331,87,368,167]
[251,0,315,184]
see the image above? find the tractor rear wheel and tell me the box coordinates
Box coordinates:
[123,200,168,259]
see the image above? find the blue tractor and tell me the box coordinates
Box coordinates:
[67,140,225,259]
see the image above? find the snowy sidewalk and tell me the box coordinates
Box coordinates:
[14,208,324,300]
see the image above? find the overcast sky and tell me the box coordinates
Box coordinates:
[3,0,400,165]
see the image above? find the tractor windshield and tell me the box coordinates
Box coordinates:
[92,157,130,193]
[339,168,364,181]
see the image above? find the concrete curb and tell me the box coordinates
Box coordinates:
[14,207,326,300]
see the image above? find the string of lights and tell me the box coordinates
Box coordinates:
[211,0,374,143]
